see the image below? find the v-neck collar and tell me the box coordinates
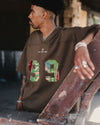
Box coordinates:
[39,27,60,43]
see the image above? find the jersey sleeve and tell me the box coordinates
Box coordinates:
[74,24,99,44]
[16,30,40,75]
[16,43,27,75]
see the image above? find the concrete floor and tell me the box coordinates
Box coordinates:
[0,79,20,110]
[0,79,39,123]
[0,79,100,124]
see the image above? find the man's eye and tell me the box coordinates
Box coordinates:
[29,9,34,13]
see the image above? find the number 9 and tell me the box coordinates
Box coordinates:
[45,60,59,82]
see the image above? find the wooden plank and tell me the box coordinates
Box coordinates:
[74,74,100,125]
[80,74,100,110]
[0,117,37,125]
[37,30,100,125]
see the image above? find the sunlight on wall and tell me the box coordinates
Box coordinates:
[88,106,100,123]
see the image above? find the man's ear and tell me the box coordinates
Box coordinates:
[42,11,48,19]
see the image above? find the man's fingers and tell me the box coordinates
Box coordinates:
[80,64,94,79]
[74,59,95,80]
[75,69,85,80]
[74,65,85,80]
[87,58,95,71]
[81,58,95,79]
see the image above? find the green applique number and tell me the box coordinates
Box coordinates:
[29,60,59,82]
[45,60,59,82]
[29,60,39,82]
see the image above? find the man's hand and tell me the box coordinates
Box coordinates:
[73,46,95,80]
[16,96,23,111]
[16,102,23,111]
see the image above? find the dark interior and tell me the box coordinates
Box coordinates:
[80,0,100,12]
[0,0,30,50]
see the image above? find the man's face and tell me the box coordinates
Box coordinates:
[28,5,44,29]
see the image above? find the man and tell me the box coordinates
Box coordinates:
[16,0,99,113]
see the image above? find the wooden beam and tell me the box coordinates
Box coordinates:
[38,30,100,125]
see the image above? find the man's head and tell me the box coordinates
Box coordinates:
[28,5,56,29]
[28,0,65,29]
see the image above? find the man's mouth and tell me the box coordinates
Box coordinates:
[29,20,32,25]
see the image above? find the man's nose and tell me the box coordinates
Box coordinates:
[28,15,30,19]
[28,13,31,19]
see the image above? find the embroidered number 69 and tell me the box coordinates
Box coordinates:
[29,60,59,82]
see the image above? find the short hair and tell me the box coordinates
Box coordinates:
[30,0,65,15]
[45,9,56,20]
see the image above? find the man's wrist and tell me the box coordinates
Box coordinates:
[75,42,87,51]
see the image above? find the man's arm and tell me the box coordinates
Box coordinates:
[73,32,96,80]
[16,75,26,110]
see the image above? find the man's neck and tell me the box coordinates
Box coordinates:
[40,22,56,39]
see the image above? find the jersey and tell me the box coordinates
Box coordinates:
[16,25,98,113]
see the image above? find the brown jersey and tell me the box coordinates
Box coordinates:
[16,25,98,113]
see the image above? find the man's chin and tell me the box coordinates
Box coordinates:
[29,22,39,29]
[30,24,39,29]
[32,26,39,29]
